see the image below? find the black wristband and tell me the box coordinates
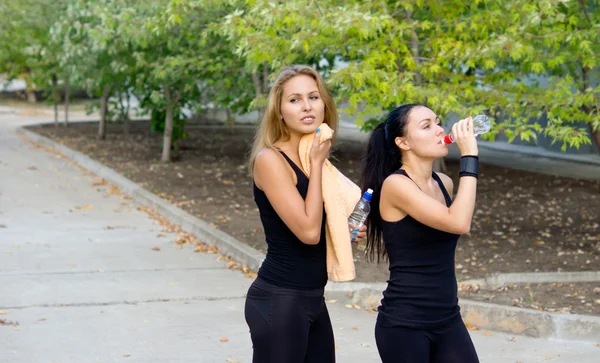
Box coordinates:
[459,155,479,178]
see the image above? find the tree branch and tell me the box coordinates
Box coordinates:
[312,1,324,17]
[578,0,591,25]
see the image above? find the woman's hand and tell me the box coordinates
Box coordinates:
[309,129,331,166]
[451,116,479,157]
[349,223,367,243]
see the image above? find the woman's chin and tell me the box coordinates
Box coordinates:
[295,122,323,135]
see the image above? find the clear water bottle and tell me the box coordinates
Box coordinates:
[442,115,491,145]
[348,188,373,228]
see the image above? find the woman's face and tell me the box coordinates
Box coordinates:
[280,75,325,135]
[401,106,448,159]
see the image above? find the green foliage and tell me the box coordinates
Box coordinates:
[1,0,598,153]
[221,0,600,151]
[0,0,68,91]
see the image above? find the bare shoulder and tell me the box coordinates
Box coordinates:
[254,148,293,188]
[435,172,454,195]
[255,147,281,166]
[382,172,420,196]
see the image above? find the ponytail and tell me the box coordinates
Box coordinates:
[360,104,424,262]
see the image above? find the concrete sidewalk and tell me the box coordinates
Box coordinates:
[1,112,600,362]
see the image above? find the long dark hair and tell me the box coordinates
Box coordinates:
[360,104,424,262]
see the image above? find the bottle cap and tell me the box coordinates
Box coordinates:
[363,188,373,201]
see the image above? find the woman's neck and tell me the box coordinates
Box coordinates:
[401,155,434,185]
[274,131,302,156]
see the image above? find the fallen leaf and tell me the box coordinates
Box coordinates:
[103,225,130,230]
[360,343,370,347]
[344,304,353,309]
[0,319,19,326]
[37,318,46,322]
[483,332,493,336]
[326,300,338,303]
[27,165,38,170]
[352,304,361,310]
[352,326,358,331]
[97,269,104,273]
[91,178,107,187]
[244,271,258,279]
[225,359,240,363]
[595,344,600,348]
[0,311,8,315]
[152,247,161,251]
[465,322,480,331]
[123,354,131,358]
[0,224,5,228]
[220,338,229,342]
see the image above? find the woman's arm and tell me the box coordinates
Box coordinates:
[254,135,330,245]
[383,173,476,235]
[383,117,478,235]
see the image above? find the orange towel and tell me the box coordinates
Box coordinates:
[299,124,361,282]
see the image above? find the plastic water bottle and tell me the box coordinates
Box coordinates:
[348,188,373,228]
[442,115,491,145]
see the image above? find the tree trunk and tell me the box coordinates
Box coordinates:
[24,71,37,103]
[161,87,174,162]
[98,85,111,140]
[64,77,70,126]
[579,65,599,153]
[251,72,262,100]
[26,89,37,103]
[52,74,59,127]
[406,9,422,84]
[262,61,269,93]
[120,90,130,136]
[589,124,600,153]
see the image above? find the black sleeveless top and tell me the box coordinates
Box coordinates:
[378,169,461,329]
[254,151,328,290]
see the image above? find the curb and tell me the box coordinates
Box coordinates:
[339,287,600,343]
[461,271,600,287]
[18,125,600,343]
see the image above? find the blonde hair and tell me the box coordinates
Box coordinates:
[248,65,338,176]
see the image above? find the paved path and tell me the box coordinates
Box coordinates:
[1,110,599,362]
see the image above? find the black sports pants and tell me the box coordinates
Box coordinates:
[375,316,479,363]
[244,277,335,363]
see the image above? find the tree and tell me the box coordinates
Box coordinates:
[221,0,599,153]
[124,0,257,161]
[0,0,68,103]
[50,0,138,137]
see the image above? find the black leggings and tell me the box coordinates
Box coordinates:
[375,316,479,363]
[244,277,335,363]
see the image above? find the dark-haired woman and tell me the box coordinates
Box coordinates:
[361,104,480,363]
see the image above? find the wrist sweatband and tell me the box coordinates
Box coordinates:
[459,155,479,178]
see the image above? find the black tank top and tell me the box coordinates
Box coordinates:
[253,151,327,290]
[378,169,461,329]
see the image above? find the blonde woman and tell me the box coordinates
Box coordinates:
[245,65,365,363]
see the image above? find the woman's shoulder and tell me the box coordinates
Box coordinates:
[382,170,417,192]
[255,147,281,162]
[254,147,289,176]
[434,172,454,194]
